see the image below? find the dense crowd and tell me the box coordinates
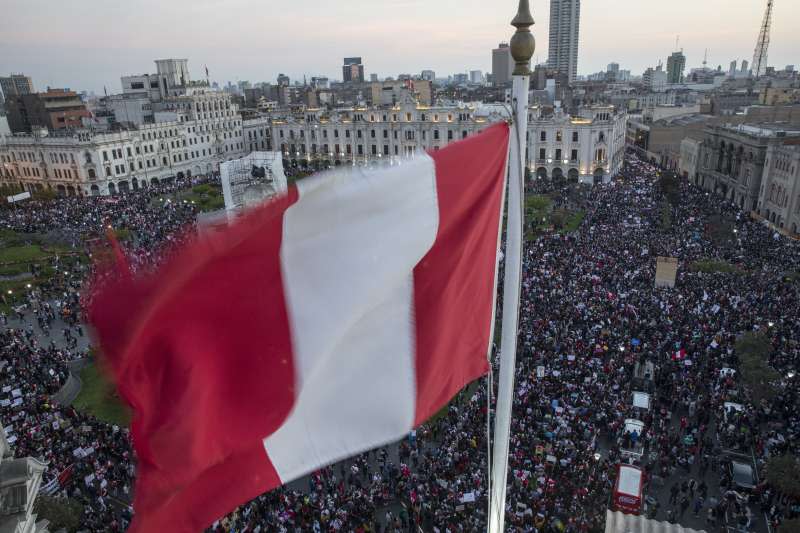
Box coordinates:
[1,157,798,532]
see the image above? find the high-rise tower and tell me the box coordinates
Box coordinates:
[547,0,580,83]
[751,0,774,79]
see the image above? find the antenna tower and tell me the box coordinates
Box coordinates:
[752,0,774,79]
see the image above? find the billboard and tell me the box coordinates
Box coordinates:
[655,256,678,288]
[220,152,287,220]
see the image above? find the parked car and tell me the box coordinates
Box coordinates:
[728,460,756,491]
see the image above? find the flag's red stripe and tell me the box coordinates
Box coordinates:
[89,188,300,533]
[412,122,509,425]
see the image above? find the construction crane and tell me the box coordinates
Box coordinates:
[752,0,774,79]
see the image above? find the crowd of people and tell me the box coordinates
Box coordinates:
[1,157,798,532]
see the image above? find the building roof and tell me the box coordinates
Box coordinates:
[655,114,714,127]
[605,510,707,533]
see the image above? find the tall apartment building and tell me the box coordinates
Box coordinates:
[492,43,514,86]
[547,0,581,83]
[342,58,365,83]
[0,74,34,105]
[666,51,686,84]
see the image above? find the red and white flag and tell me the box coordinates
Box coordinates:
[89,122,510,531]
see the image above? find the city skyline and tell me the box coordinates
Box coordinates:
[0,0,798,94]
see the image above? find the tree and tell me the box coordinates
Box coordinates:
[766,455,800,499]
[735,332,780,400]
[34,496,83,532]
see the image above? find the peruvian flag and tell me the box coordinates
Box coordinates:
[89,123,510,531]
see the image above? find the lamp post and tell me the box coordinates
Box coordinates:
[488,2,534,532]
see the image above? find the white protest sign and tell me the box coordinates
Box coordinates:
[460,491,477,503]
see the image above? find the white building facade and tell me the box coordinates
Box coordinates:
[269,96,626,184]
[1,94,626,195]
[0,90,246,196]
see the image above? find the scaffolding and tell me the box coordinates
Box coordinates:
[220,151,288,219]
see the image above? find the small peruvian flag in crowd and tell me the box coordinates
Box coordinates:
[88,123,510,532]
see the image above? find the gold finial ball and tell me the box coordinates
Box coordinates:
[510,30,535,76]
[510,0,535,76]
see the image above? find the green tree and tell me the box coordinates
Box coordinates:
[34,496,83,532]
[736,332,780,400]
[766,455,800,499]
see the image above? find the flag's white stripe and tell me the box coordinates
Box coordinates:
[265,155,439,483]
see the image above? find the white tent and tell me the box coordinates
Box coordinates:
[605,510,707,533]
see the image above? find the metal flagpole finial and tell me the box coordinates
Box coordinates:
[510,0,535,76]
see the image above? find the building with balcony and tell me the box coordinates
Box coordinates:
[759,143,800,235]
[694,123,800,212]
[0,91,247,196]
[0,423,49,533]
[268,94,625,184]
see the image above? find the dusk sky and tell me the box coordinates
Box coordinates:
[0,0,797,94]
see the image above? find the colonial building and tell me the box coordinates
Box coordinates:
[678,137,702,181]
[0,90,246,196]
[694,123,800,212]
[0,423,49,533]
[1,93,626,194]
[759,143,800,235]
[269,95,626,184]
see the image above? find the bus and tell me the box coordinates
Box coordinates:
[612,464,644,515]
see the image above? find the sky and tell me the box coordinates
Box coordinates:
[0,0,797,94]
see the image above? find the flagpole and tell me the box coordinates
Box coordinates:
[488,2,534,533]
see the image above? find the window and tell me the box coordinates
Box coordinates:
[540,131,546,142]
[346,130,351,139]
[103,151,108,162]
[448,131,453,141]
[555,149,562,160]
[434,130,440,140]
[383,130,388,139]
[127,147,132,157]
[572,131,578,142]
[371,145,377,155]
[556,131,562,142]
[357,145,363,155]
[370,130,376,138]
[571,149,578,161]
[462,131,467,139]
[383,145,389,155]
[539,148,546,160]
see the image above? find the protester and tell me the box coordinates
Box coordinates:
[1,158,798,532]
